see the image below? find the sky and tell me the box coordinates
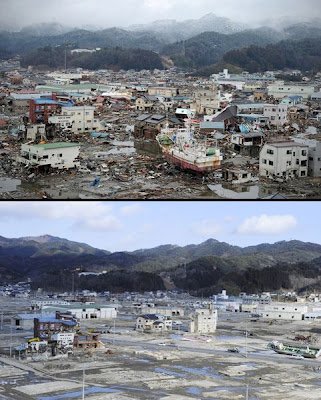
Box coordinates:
[0,201,320,252]
[1,0,321,30]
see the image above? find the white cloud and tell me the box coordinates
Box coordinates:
[0,201,121,232]
[236,214,297,235]
[76,216,122,232]
[120,203,143,216]
[193,219,223,237]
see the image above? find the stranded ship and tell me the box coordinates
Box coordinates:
[156,123,223,174]
[268,341,321,359]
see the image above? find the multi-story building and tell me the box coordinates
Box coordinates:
[267,81,316,100]
[49,106,103,134]
[308,142,321,178]
[259,142,308,180]
[192,86,220,115]
[263,104,289,127]
[189,305,217,334]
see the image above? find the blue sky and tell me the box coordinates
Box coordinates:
[0,201,319,252]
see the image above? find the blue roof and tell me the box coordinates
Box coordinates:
[34,99,59,105]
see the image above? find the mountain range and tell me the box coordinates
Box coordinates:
[2,235,321,295]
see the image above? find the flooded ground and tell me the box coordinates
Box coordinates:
[0,177,21,193]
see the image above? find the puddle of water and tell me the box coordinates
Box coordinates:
[38,386,120,400]
[208,184,259,199]
[186,386,203,395]
[155,367,186,378]
[174,366,221,379]
[0,178,21,193]
[111,140,134,147]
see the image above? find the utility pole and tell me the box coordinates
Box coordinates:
[245,320,248,358]
[9,325,12,358]
[113,318,116,345]
[246,384,249,400]
[0,312,3,330]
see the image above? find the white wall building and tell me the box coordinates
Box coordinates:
[259,142,308,180]
[43,304,117,320]
[267,81,315,100]
[263,104,289,127]
[49,106,103,134]
[258,304,308,321]
[189,306,217,334]
[18,142,81,170]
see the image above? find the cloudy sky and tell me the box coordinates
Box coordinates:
[1,0,320,30]
[0,201,318,252]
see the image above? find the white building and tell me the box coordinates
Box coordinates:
[43,304,117,320]
[263,104,288,127]
[18,142,81,170]
[258,304,308,321]
[189,305,217,334]
[267,81,315,100]
[49,106,103,134]
[259,142,308,180]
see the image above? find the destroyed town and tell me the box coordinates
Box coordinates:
[1,2,321,199]
[1,201,321,400]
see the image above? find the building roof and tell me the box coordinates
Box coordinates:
[35,317,77,326]
[33,98,59,105]
[266,142,307,148]
[28,142,81,150]
[141,314,159,320]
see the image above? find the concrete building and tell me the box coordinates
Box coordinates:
[267,81,315,100]
[258,304,308,321]
[148,87,178,97]
[49,106,103,134]
[29,98,60,124]
[192,86,220,115]
[26,124,46,141]
[259,142,308,180]
[18,142,81,170]
[140,306,184,317]
[189,305,217,334]
[34,315,78,340]
[231,132,264,157]
[308,142,321,178]
[263,104,289,127]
